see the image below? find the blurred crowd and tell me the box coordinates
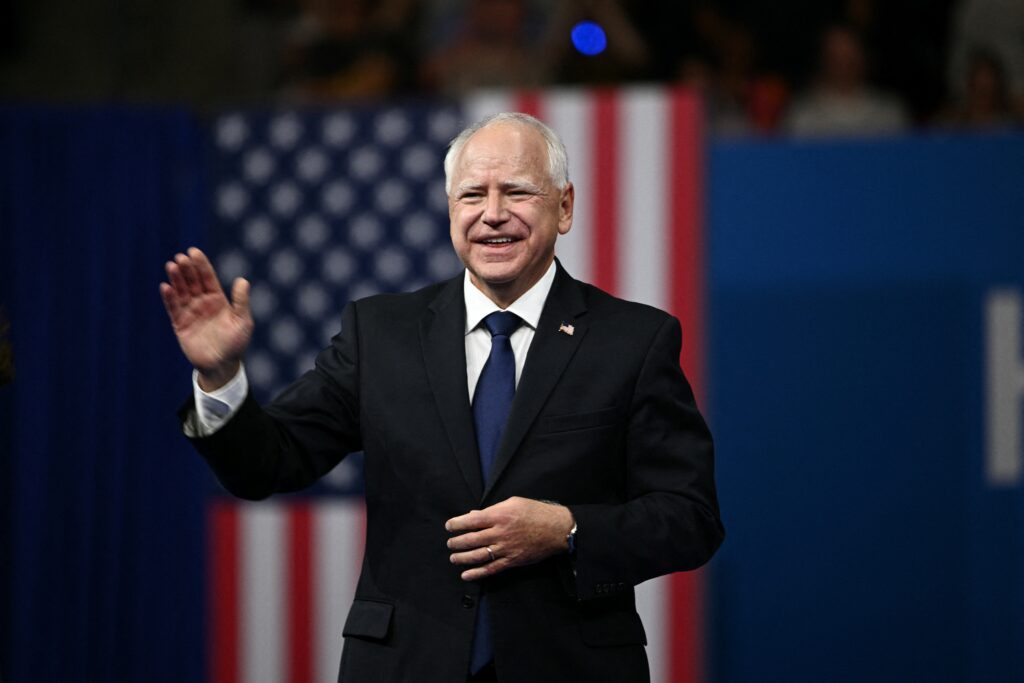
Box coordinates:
[275,0,1024,136]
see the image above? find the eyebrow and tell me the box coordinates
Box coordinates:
[454,179,545,195]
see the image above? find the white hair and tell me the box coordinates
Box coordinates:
[443,112,570,195]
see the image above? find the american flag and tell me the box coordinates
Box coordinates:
[207,87,707,683]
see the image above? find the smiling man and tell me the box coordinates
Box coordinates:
[162,112,722,683]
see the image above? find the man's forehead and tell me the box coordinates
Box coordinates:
[457,122,546,165]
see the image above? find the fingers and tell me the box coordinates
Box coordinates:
[174,252,203,297]
[449,544,494,566]
[450,543,511,581]
[445,509,489,533]
[447,528,493,552]
[459,556,511,582]
[188,247,221,294]
[446,497,572,581]
[159,281,181,320]
[165,259,190,300]
[446,509,502,575]
[231,277,251,318]
[166,248,225,298]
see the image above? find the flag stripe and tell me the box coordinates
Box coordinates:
[618,86,669,311]
[669,88,705,398]
[546,90,592,284]
[210,502,240,683]
[668,88,705,683]
[242,504,286,683]
[287,505,314,683]
[314,501,364,683]
[593,91,619,293]
[514,91,542,119]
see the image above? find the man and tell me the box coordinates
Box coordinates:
[161,113,723,682]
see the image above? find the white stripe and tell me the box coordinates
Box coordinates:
[545,89,593,284]
[314,500,365,683]
[636,575,670,683]
[241,503,286,683]
[618,87,669,310]
[463,90,515,128]
[621,87,671,683]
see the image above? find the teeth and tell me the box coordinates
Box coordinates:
[483,237,514,244]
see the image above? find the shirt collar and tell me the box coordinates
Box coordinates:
[463,260,557,335]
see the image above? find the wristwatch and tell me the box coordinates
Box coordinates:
[566,521,578,555]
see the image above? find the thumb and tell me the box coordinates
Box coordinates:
[231,277,251,318]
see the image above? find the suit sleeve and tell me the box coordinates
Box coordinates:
[180,302,363,500]
[566,315,724,600]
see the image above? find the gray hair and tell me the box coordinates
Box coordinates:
[443,112,570,195]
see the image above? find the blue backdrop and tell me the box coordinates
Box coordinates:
[707,133,1024,682]
[0,108,209,682]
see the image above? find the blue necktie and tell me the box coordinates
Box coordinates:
[469,310,521,674]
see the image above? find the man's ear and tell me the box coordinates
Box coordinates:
[557,182,574,235]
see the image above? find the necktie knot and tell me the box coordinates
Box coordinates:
[482,311,521,339]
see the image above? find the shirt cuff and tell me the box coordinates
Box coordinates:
[191,364,248,435]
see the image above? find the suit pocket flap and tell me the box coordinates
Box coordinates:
[342,599,394,640]
[579,610,647,647]
[537,407,620,434]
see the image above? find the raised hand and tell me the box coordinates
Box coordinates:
[159,247,254,390]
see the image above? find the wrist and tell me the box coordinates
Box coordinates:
[197,359,241,391]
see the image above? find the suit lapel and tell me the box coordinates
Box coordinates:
[482,265,588,500]
[420,277,484,501]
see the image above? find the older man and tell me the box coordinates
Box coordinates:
[161,113,723,683]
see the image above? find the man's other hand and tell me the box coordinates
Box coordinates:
[159,247,254,390]
[446,497,574,581]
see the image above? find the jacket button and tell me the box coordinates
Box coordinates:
[461,595,475,609]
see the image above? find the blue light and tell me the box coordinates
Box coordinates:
[571,21,607,56]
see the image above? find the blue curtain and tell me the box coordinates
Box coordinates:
[0,107,209,682]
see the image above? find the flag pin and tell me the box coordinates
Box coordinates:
[558,322,575,336]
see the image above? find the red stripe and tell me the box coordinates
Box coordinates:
[210,502,239,683]
[287,504,314,683]
[514,91,543,119]
[668,87,707,683]
[593,90,619,292]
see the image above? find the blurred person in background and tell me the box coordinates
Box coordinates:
[785,24,908,137]
[420,0,549,94]
[940,48,1023,129]
[278,0,418,101]
[842,0,954,123]
[948,0,1024,120]
[673,5,789,135]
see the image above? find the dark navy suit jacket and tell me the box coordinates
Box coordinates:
[184,263,723,682]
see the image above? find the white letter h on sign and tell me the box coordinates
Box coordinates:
[986,288,1024,487]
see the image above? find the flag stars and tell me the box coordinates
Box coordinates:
[270,114,303,150]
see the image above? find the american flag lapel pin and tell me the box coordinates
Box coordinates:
[558,322,575,336]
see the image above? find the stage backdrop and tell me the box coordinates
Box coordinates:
[3,102,1022,683]
[0,108,210,682]
[707,132,1024,683]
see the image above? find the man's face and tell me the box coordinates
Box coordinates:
[448,123,574,306]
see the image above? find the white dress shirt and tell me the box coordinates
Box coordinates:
[192,260,557,434]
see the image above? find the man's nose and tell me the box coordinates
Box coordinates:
[482,191,508,226]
